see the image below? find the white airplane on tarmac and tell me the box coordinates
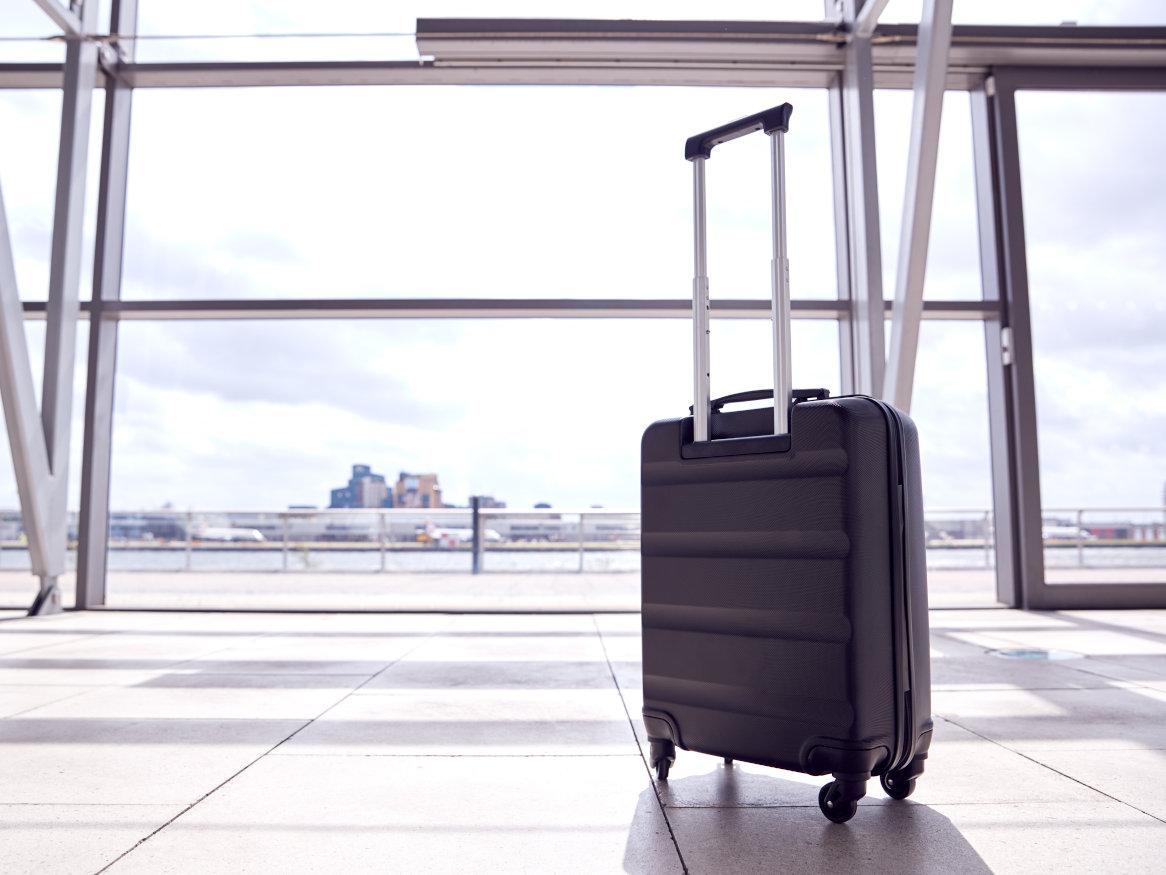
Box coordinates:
[192,525,266,543]
[423,520,503,549]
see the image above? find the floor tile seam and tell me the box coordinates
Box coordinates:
[91,630,444,873]
[0,686,103,720]
[0,633,113,658]
[1062,662,1166,691]
[940,714,1166,825]
[0,807,179,812]
[90,716,319,875]
[593,614,689,875]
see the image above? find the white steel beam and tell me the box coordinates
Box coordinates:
[854,0,892,39]
[0,187,54,571]
[76,0,136,610]
[885,0,954,412]
[31,0,84,38]
[833,0,886,397]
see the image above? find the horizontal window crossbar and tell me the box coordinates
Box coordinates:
[17,298,1000,320]
[2,22,1166,90]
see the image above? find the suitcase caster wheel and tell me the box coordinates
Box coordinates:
[818,782,858,824]
[723,757,734,767]
[880,772,916,800]
[649,739,675,782]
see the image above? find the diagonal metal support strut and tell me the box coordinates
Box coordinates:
[0,0,100,615]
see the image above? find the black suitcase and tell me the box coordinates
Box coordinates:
[640,104,932,824]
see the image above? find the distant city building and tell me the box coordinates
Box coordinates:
[477,495,507,509]
[393,472,443,509]
[329,464,392,509]
[534,502,552,509]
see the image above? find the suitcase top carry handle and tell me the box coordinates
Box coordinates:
[689,387,830,415]
[684,103,794,161]
[688,103,794,444]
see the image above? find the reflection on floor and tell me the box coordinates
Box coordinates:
[0,607,1163,873]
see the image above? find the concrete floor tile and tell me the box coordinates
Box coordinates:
[0,804,182,875]
[104,756,682,874]
[18,682,356,721]
[0,630,99,656]
[0,684,92,718]
[0,718,304,804]
[404,633,609,663]
[359,658,618,690]
[975,627,1166,659]
[667,800,1164,875]
[929,645,1118,691]
[1020,747,1166,820]
[442,614,602,634]
[934,687,1166,751]
[278,688,638,755]
[2,607,1164,874]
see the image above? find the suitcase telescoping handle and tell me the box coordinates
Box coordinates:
[687,102,793,444]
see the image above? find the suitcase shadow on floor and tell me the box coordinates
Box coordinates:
[623,763,992,874]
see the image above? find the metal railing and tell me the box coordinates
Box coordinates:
[0,505,1161,574]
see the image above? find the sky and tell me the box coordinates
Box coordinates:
[0,1,1163,516]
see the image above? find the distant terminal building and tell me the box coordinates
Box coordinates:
[393,472,443,509]
[330,464,392,509]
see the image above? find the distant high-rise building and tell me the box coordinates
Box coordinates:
[393,472,443,509]
[329,464,392,509]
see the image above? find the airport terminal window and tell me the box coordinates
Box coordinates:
[104,318,839,583]
[121,86,837,301]
[1017,89,1166,585]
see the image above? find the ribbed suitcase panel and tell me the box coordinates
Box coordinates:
[641,398,904,766]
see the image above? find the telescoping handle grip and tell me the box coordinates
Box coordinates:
[688,102,794,444]
[684,103,794,161]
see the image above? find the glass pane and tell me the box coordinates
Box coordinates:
[876,90,982,301]
[886,319,996,606]
[0,89,103,302]
[106,317,839,606]
[0,90,60,300]
[0,3,66,63]
[121,86,837,301]
[884,0,1166,26]
[1017,90,1166,586]
[133,2,829,62]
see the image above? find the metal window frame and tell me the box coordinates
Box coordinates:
[4,12,1166,610]
[75,0,136,610]
[980,65,1166,610]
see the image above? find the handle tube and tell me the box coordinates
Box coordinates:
[692,158,711,442]
[770,130,792,436]
[685,103,793,161]
[689,105,794,445]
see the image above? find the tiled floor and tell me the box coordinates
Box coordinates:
[0,607,1163,873]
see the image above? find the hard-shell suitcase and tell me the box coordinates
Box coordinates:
[640,104,932,824]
